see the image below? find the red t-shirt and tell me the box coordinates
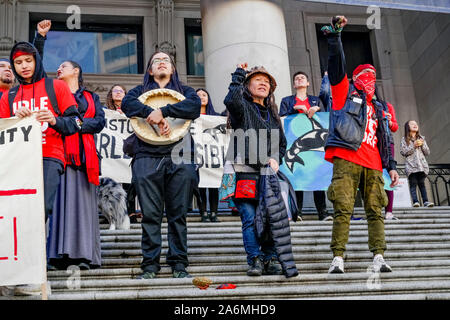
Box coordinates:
[294,96,311,113]
[0,78,77,164]
[0,87,8,98]
[324,76,382,171]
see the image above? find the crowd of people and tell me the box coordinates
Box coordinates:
[0,15,437,292]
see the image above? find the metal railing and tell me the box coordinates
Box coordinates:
[397,164,450,206]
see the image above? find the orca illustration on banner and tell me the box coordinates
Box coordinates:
[284,117,328,172]
[202,123,227,142]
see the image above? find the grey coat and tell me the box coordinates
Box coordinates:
[400,136,430,177]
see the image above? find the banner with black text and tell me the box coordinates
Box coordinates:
[0,116,46,286]
[96,109,133,183]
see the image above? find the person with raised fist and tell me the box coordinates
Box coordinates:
[321,16,399,274]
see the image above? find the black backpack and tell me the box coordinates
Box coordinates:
[8,78,61,116]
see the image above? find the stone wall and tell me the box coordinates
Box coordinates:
[401,10,450,164]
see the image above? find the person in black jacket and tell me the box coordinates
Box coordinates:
[122,51,201,279]
[224,63,289,277]
[279,71,332,221]
[321,16,399,274]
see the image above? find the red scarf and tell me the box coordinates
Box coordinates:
[354,72,376,102]
[64,91,100,185]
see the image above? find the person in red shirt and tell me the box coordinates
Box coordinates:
[0,41,81,221]
[0,58,14,99]
[321,16,399,274]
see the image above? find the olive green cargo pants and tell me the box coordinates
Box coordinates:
[327,158,389,257]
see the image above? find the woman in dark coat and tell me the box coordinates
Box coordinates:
[47,60,106,270]
[222,63,297,277]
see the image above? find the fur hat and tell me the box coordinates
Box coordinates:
[244,66,277,93]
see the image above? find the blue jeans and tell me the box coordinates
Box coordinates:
[234,200,277,266]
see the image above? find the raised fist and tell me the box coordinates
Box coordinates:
[237,63,248,71]
[37,20,51,37]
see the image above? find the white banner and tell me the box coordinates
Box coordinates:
[0,116,46,286]
[393,178,412,207]
[191,115,229,188]
[96,109,133,183]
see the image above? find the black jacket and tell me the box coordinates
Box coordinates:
[121,81,201,158]
[279,94,323,117]
[224,67,287,168]
[255,168,299,278]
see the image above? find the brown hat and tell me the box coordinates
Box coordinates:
[244,66,277,93]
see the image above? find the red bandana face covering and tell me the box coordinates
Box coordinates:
[354,72,376,101]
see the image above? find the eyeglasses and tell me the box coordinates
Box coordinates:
[112,89,125,94]
[151,57,171,65]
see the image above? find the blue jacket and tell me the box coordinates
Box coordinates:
[279,95,323,117]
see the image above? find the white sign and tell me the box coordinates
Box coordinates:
[191,115,229,188]
[0,116,46,287]
[393,178,412,207]
[96,109,133,183]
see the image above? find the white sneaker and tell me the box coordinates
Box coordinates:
[412,202,420,207]
[328,256,344,273]
[14,282,51,296]
[424,201,434,207]
[373,254,392,272]
[385,212,398,220]
[0,286,16,296]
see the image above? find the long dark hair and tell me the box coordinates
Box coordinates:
[195,88,219,115]
[244,78,282,128]
[66,60,84,88]
[106,84,127,110]
[404,120,422,145]
[143,51,183,93]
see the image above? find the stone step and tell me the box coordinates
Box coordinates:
[100,220,450,233]
[44,278,450,300]
[99,235,450,249]
[47,268,450,293]
[98,230,450,245]
[47,259,450,280]
[99,250,450,268]
[99,243,450,258]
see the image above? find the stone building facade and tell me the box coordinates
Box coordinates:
[0,0,448,164]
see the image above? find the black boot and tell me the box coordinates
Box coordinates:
[201,211,210,222]
[209,211,220,222]
[318,210,333,221]
[263,258,283,275]
[247,257,263,276]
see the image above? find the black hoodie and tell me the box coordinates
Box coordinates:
[121,57,201,157]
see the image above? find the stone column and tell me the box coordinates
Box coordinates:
[200,0,291,112]
[0,0,17,58]
[156,0,176,57]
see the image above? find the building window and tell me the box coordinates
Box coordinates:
[185,18,204,76]
[316,24,375,77]
[29,20,143,74]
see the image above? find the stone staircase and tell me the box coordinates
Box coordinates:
[9,207,450,300]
